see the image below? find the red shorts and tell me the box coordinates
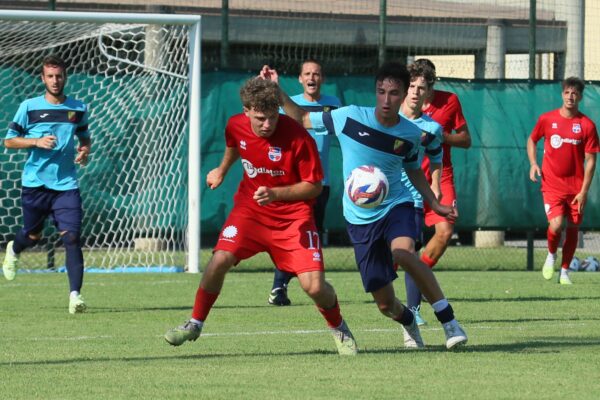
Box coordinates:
[214,206,324,275]
[542,192,582,225]
[424,178,457,227]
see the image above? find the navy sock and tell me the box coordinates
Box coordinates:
[434,304,455,324]
[61,232,84,293]
[271,268,294,290]
[404,272,423,309]
[396,305,415,326]
[12,230,38,254]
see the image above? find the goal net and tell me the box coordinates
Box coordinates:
[0,10,201,273]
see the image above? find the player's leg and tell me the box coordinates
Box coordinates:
[421,181,457,268]
[346,208,424,349]
[3,187,49,281]
[268,268,293,306]
[52,189,86,313]
[165,250,237,346]
[542,192,566,280]
[165,207,264,347]
[387,204,467,349]
[404,207,426,325]
[559,197,583,285]
[274,217,356,355]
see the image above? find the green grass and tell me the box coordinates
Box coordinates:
[1,268,600,399]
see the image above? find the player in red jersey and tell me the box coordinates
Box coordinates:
[414,59,471,271]
[527,77,599,284]
[163,78,357,355]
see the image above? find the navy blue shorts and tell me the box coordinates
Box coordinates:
[346,202,417,292]
[21,187,82,234]
[414,207,424,252]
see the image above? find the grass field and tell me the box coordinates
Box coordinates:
[2,253,600,399]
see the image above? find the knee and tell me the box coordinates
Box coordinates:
[60,231,81,248]
[392,248,413,268]
[302,280,326,299]
[206,251,235,274]
[376,299,396,318]
[436,225,454,242]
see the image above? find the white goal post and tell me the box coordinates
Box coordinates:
[0,10,201,273]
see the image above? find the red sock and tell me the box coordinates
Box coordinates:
[547,228,560,254]
[561,227,578,269]
[191,287,220,322]
[317,298,343,328]
[421,253,437,269]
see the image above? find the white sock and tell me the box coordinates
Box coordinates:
[70,291,80,299]
[560,268,569,276]
[190,318,204,328]
[546,253,557,262]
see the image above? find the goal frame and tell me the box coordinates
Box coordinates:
[0,10,202,273]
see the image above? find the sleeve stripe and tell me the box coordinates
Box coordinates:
[425,146,442,156]
[322,112,335,136]
[8,122,25,136]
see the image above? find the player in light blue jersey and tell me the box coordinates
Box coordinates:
[260,61,467,349]
[400,63,444,326]
[2,55,91,314]
[269,59,343,306]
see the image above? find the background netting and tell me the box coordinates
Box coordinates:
[0,18,191,270]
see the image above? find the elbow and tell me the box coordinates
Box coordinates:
[310,182,323,199]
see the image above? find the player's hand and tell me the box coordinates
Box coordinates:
[259,65,279,84]
[253,186,276,206]
[75,145,91,166]
[206,168,225,189]
[529,164,541,182]
[432,201,457,222]
[35,135,57,150]
[572,191,587,214]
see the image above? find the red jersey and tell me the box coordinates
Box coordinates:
[225,113,323,219]
[421,90,467,180]
[530,109,599,195]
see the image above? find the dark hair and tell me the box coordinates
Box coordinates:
[407,63,436,88]
[299,58,323,74]
[40,54,67,75]
[414,58,436,72]
[562,76,585,94]
[374,61,410,91]
[239,78,282,112]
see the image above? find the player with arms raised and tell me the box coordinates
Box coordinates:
[527,77,599,284]
[164,78,357,355]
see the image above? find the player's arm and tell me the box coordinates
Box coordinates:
[4,136,57,150]
[527,136,541,182]
[405,167,456,220]
[429,161,442,200]
[207,146,240,190]
[253,181,322,206]
[259,65,313,129]
[443,125,471,148]
[572,152,597,213]
[75,136,91,166]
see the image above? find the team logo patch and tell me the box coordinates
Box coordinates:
[572,123,581,134]
[550,134,562,149]
[221,225,238,242]
[67,111,77,122]
[240,140,247,150]
[393,139,405,154]
[268,146,282,162]
[552,122,558,129]
[312,251,321,262]
[323,106,331,112]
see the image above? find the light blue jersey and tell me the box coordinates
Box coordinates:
[400,113,443,209]
[309,105,421,224]
[6,95,90,191]
[286,94,341,186]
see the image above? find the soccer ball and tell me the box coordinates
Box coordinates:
[568,256,581,271]
[345,165,389,209]
[581,256,599,272]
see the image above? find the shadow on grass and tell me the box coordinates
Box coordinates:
[5,338,600,367]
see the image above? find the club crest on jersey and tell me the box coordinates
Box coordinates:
[268,146,282,162]
[552,122,558,129]
[67,111,77,122]
[572,123,581,134]
[240,140,247,150]
[323,106,331,112]
[393,139,405,154]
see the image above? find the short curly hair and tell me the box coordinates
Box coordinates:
[407,62,436,88]
[239,78,282,113]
